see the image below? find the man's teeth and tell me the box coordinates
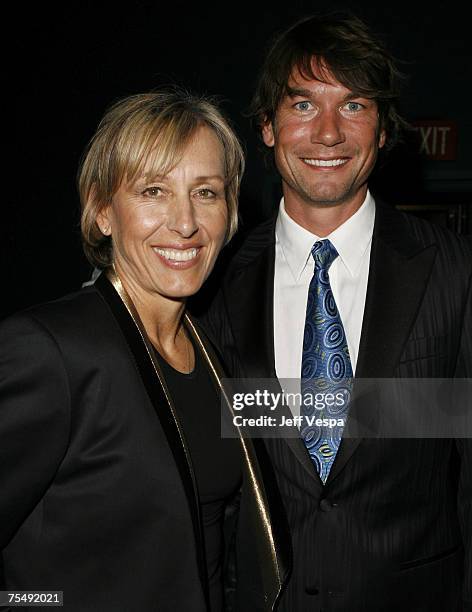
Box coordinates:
[154,248,199,261]
[303,158,347,167]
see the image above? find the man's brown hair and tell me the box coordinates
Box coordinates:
[249,12,406,151]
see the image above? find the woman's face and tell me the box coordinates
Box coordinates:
[99,125,228,306]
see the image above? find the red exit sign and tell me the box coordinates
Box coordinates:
[412,120,457,160]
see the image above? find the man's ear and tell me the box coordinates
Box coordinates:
[378,128,386,149]
[261,120,275,147]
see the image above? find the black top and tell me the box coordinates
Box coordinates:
[155,337,242,612]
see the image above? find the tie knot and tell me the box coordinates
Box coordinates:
[311,239,338,270]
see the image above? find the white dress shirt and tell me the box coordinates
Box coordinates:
[274,191,375,392]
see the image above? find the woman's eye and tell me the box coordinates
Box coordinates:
[196,188,216,199]
[294,101,313,112]
[142,186,163,197]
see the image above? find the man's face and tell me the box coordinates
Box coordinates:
[262,61,385,218]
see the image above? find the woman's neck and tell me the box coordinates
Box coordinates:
[113,266,193,373]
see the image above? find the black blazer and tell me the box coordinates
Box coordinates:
[0,271,290,612]
[196,201,472,611]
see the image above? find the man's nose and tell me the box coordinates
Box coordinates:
[310,109,345,147]
[167,195,199,238]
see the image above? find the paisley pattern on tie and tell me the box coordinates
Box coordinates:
[301,240,353,483]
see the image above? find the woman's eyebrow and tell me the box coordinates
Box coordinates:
[193,175,225,183]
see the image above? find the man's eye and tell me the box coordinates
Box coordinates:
[345,101,364,112]
[294,101,313,112]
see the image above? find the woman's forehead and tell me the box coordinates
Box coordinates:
[133,126,224,178]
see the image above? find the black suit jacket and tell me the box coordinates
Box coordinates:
[196,201,472,611]
[0,271,290,612]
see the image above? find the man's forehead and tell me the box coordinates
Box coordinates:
[286,61,349,94]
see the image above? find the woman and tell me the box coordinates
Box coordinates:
[0,90,289,611]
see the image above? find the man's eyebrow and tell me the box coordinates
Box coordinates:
[286,86,313,98]
[344,91,371,100]
[285,86,373,101]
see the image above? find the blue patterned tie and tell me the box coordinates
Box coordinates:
[300,240,353,483]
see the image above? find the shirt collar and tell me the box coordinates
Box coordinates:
[275,191,376,280]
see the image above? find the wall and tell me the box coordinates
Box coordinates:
[3,1,470,316]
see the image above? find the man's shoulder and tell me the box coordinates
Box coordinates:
[228,214,278,272]
[376,200,471,265]
[402,208,470,252]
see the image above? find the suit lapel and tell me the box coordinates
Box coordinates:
[327,202,438,483]
[356,202,438,378]
[225,218,324,488]
[225,218,277,379]
[185,314,291,604]
[94,270,209,606]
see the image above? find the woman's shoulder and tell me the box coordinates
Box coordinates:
[0,285,118,350]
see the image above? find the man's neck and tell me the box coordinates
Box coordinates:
[283,190,368,237]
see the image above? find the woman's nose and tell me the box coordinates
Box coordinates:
[167,195,199,238]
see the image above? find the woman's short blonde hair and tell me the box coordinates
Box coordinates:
[78,88,244,268]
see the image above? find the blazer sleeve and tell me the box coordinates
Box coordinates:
[455,267,472,608]
[0,313,71,549]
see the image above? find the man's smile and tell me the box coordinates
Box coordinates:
[301,158,349,168]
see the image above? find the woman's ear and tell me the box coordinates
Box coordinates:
[96,206,112,236]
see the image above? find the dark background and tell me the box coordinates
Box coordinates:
[3,1,471,318]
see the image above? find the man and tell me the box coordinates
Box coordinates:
[197,12,471,612]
